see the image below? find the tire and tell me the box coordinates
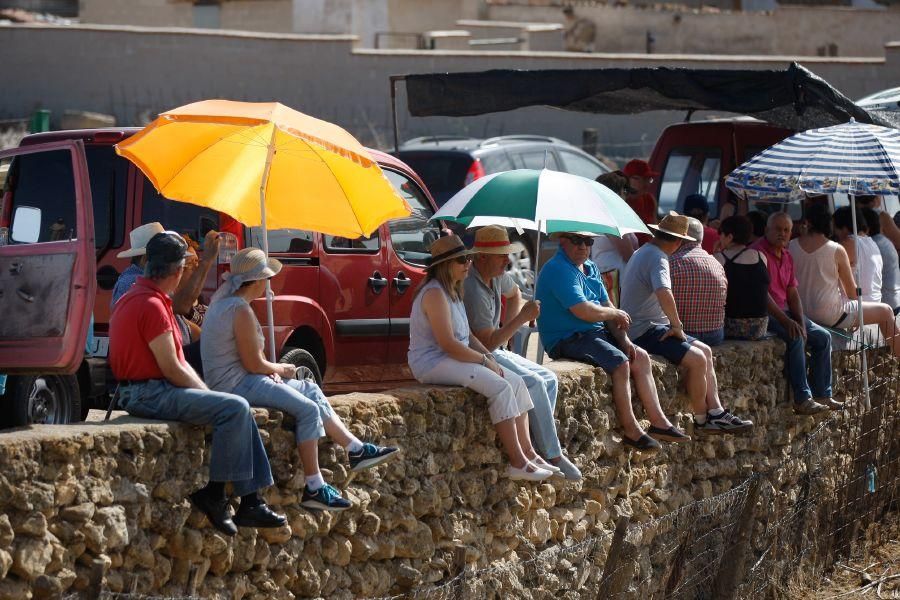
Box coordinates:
[280,348,323,386]
[7,374,82,427]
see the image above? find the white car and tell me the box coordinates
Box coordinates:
[857,86,900,112]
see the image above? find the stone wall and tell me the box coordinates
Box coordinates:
[0,340,862,599]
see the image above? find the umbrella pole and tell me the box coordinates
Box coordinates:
[850,194,871,410]
[261,126,278,363]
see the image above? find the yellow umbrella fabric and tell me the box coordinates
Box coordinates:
[115,99,410,238]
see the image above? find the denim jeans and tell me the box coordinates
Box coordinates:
[767,312,833,403]
[232,375,335,443]
[118,379,274,497]
[493,349,562,459]
[687,328,725,347]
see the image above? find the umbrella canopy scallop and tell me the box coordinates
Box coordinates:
[725,119,900,201]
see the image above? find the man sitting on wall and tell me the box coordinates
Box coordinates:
[620,212,753,434]
[536,229,689,452]
[669,217,728,346]
[109,231,286,536]
[464,225,582,480]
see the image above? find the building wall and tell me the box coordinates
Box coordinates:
[79,0,293,32]
[0,24,895,162]
[488,2,900,57]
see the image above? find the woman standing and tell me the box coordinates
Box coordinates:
[409,235,553,482]
[202,248,399,512]
[714,216,770,341]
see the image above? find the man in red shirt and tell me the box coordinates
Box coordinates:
[110,232,285,536]
[750,212,832,415]
[682,194,721,254]
[623,159,659,246]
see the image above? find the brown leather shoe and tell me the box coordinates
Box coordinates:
[815,397,845,411]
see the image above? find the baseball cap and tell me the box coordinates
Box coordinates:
[145,231,189,268]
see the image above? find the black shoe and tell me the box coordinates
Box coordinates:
[648,425,691,443]
[189,489,237,536]
[233,503,287,528]
[623,433,662,452]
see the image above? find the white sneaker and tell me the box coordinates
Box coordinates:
[506,462,553,482]
[530,456,562,475]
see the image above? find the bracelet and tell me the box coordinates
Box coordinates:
[480,353,488,366]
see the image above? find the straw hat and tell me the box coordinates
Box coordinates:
[117,222,164,258]
[472,225,525,255]
[229,247,282,282]
[647,211,694,241]
[428,234,475,268]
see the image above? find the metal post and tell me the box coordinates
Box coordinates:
[597,516,630,598]
[712,476,763,600]
[390,75,405,154]
[850,195,871,410]
[260,124,278,362]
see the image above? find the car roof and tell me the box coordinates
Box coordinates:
[399,134,578,154]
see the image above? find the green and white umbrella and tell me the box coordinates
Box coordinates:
[432,168,650,237]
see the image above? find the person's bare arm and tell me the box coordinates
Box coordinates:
[569,301,630,328]
[785,287,808,340]
[880,211,900,251]
[148,331,207,389]
[172,231,220,315]
[610,236,634,262]
[471,287,540,351]
[835,244,859,300]
[653,288,685,340]
[234,305,294,378]
[840,237,858,272]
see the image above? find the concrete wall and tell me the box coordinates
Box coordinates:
[80,0,294,33]
[0,341,861,598]
[0,24,896,165]
[488,2,900,57]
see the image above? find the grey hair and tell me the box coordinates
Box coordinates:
[686,217,704,243]
[144,259,184,280]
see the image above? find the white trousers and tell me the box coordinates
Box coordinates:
[418,357,534,424]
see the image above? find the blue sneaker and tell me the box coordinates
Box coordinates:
[301,484,351,512]
[348,443,399,472]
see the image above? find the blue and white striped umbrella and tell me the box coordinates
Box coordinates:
[725,119,900,201]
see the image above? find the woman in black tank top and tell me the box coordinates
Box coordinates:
[716,217,771,340]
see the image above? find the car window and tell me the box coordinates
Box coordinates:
[558,149,607,180]
[658,147,722,216]
[480,152,514,175]
[250,227,315,254]
[141,179,219,246]
[386,169,440,267]
[324,232,379,253]
[397,152,472,207]
[3,150,78,244]
[85,146,128,250]
[515,150,560,171]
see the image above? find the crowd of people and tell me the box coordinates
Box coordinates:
[105,157,900,530]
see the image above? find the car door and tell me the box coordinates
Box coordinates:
[318,229,391,385]
[384,169,442,381]
[0,141,96,373]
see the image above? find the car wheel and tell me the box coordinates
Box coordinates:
[280,348,323,386]
[7,374,82,427]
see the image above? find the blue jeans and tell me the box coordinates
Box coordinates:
[118,380,273,497]
[232,375,335,443]
[767,313,832,403]
[493,349,562,459]
[687,328,724,347]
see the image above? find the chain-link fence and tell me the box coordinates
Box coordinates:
[374,344,900,600]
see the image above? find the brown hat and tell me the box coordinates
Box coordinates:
[472,225,525,255]
[647,211,694,241]
[428,234,475,268]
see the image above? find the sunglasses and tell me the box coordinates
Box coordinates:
[562,235,594,247]
[453,255,473,265]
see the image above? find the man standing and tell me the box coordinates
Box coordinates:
[536,230,689,452]
[464,226,581,480]
[620,212,753,434]
[670,218,727,346]
[682,194,721,254]
[109,232,285,536]
[751,213,833,414]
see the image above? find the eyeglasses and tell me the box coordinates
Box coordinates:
[453,255,473,265]
[562,235,594,247]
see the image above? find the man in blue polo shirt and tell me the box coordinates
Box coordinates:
[535,231,688,452]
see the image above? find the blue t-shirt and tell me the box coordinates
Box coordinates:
[620,243,671,339]
[535,249,609,352]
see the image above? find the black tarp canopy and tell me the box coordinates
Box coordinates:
[401,62,899,131]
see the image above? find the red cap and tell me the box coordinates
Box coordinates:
[623,159,659,178]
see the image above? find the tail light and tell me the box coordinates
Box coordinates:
[464,159,486,186]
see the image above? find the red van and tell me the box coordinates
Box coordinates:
[0,128,440,426]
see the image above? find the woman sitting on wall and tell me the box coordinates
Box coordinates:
[408,234,553,482]
[201,248,399,512]
[789,204,900,358]
[714,215,770,341]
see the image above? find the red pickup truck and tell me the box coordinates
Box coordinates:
[0,129,440,427]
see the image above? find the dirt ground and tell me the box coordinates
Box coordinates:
[791,536,900,599]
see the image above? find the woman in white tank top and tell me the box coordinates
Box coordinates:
[834,206,883,302]
[793,205,900,358]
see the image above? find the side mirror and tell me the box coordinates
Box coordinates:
[11,205,41,243]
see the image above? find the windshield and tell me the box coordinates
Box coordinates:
[396,152,472,207]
